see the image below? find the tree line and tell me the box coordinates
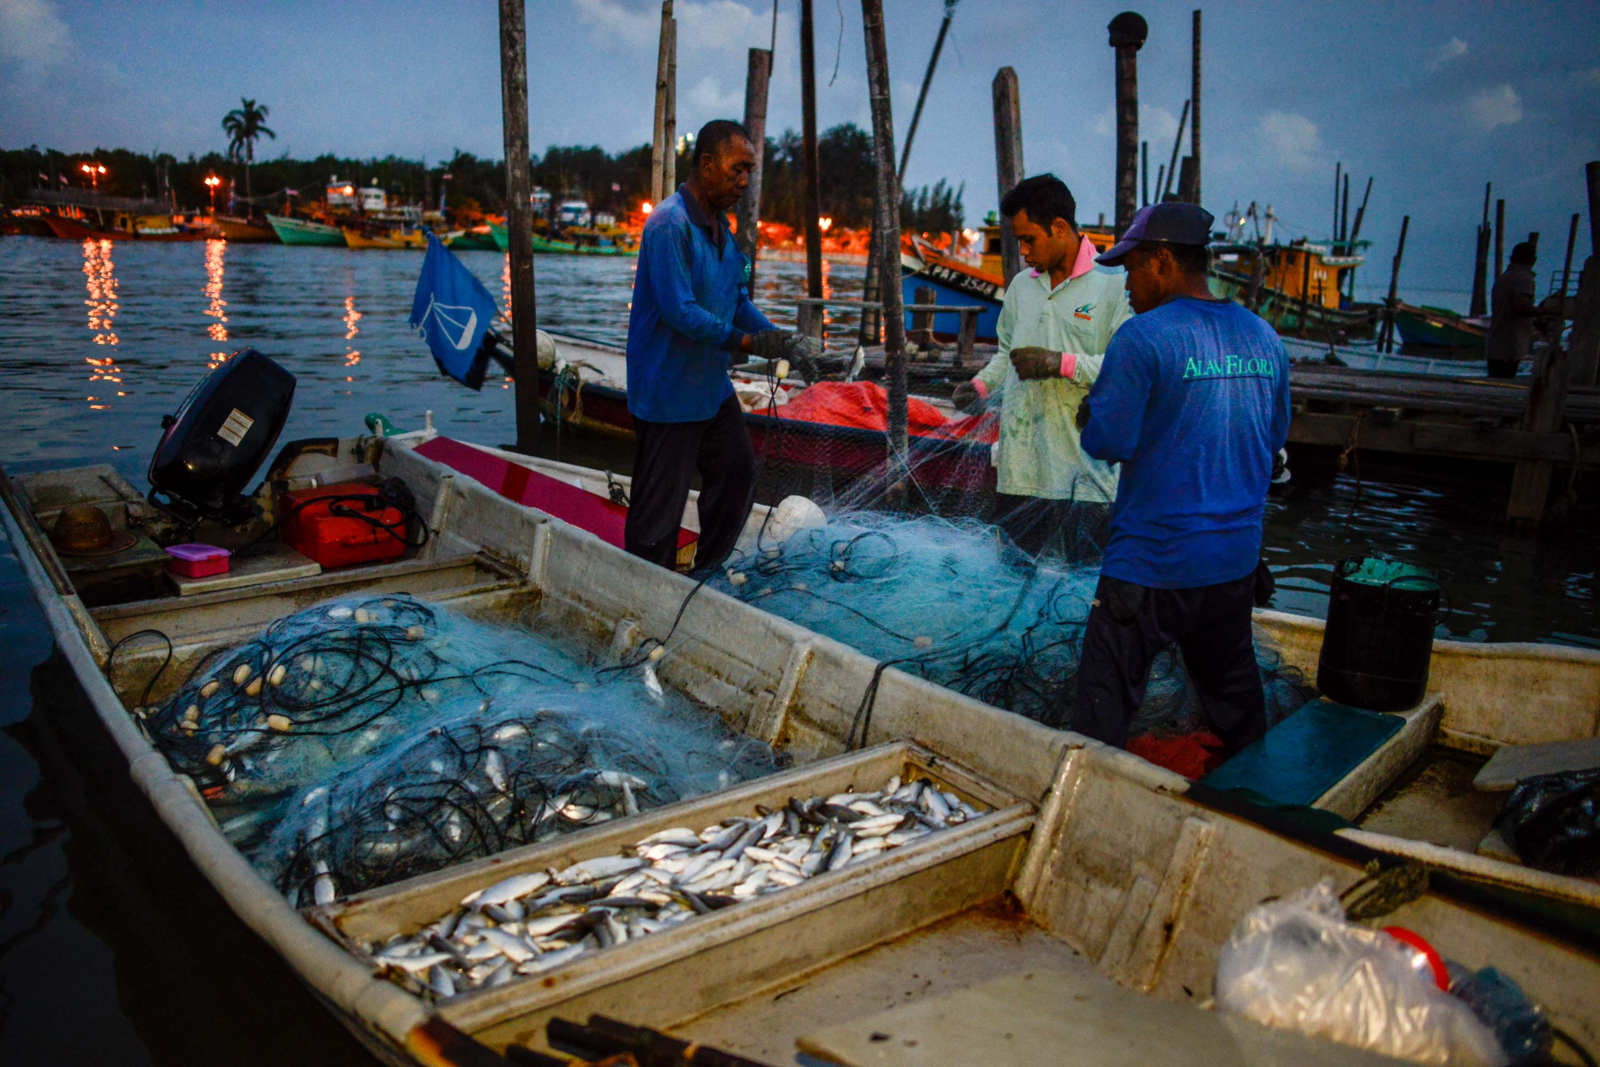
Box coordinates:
[0,122,962,233]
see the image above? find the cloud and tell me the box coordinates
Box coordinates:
[1465,84,1521,131]
[1088,104,1182,147]
[573,0,771,54]
[1426,37,1468,72]
[1255,110,1323,172]
[684,74,741,117]
[0,0,71,83]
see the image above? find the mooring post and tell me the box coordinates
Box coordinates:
[1190,8,1201,205]
[1561,212,1580,302]
[1381,215,1409,353]
[1567,161,1600,388]
[1340,172,1350,246]
[1297,246,1312,337]
[1470,182,1491,317]
[1508,318,1572,529]
[1162,99,1188,201]
[1141,140,1149,207]
[1346,176,1373,302]
[1494,198,1506,282]
[1109,12,1148,233]
[911,285,936,350]
[663,17,678,194]
[862,0,909,488]
[1333,162,1341,243]
[1154,163,1166,207]
[499,0,540,455]
[991,67,1025,284]
[650,2,673,205]
[800,0,824,302]
[735,47,773,278]
[1177,155,1197,206]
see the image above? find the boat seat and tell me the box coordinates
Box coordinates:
[1200,698,1404,809]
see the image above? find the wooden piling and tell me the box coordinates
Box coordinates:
[1154,164,1165,207]
[1190,8,1201,205]
[663,17,677,193]
[1470,182,1491,317]
[1108,12,1148,233]
[1508,320,1572,528]
[1346,176,1372,302]
[1177,155,1197,205]
[911,285,936,349]
[1494,198,1506,282]
[1298,246,1312,337]
[1561,212,1580,299]
[1333,162,1341,242]
[650,2,673,205]
[1163,99,1189,201]
[1340,172,1350,245]
[1588,161,1600,256]
[800,0,824,301]
[861,0,909,478]
[1381,215,1410,353]
[735,47,773,276]
[1141,140,1149,207]
[991,67,1025,283]
[498,0,540,455]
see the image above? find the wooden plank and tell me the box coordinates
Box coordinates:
[1287,411,1600,466]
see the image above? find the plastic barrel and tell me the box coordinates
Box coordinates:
[1317,557,1443,712]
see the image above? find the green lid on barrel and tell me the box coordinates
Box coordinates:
[1340,556,1439,592]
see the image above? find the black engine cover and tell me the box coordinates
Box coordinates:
[148,349,295,521]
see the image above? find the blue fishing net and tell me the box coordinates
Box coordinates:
[145,595,783,904]
[714,510,1312,736]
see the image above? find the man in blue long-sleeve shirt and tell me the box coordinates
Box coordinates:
[624,119,816,571]
[1074,203,1291,757]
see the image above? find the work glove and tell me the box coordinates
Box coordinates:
[952,381,986,413]
[1010,346,1061,381]
[751,329,822,364]
[1075,396,1091,431]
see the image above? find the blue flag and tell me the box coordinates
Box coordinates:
[410,230,500,390]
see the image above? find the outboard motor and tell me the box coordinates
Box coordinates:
[148,349,295,524]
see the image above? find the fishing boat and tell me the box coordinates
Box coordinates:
[213,214,279,243]
[5,375,1598,1065]
[487,224,637,256]
[266,213,347,247]
[536,331,996,496]
[42,212,216,242]
[448,227,500,251]
[1393,302,1489,352]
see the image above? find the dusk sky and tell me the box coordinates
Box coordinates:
[2,0,1597,304]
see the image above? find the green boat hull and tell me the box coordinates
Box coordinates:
[488,223,634,256]
[266,214,347,247]
[448,231,500,251]
[1393,306,1486,351]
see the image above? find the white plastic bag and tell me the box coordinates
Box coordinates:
[1214,880,1507,1066]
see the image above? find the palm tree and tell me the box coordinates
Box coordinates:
[222,98,276,210]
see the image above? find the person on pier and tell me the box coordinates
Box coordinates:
[951,174,1133,557]
[1073,202,1290,758]
[1486,241,1549,380]
[623,119,818,572]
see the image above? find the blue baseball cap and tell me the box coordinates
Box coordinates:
[1096,202,1215,266]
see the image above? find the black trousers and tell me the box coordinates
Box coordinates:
[1074,571,1267,755]
[1486,358,1519,380]
[994,494,1110,560]
[624,394,756,572]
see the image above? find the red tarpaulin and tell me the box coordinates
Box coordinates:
[773,381,996,444]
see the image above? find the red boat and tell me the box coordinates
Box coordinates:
[43,213,217,242]
[538,332,997,496]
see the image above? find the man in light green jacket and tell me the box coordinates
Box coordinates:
[952,174,1133,556]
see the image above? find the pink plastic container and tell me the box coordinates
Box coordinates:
[164,542,231,578]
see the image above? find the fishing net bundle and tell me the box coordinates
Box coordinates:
[144,594,783,904]
[712,508,1313,738]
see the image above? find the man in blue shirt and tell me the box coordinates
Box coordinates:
[624,119,817,571]
[1075,203,1291,756]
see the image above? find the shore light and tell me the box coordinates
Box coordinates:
[204,173,221,212]
[641,201,653,215]
[80,161,106,191]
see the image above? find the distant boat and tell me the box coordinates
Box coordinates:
[1392,302,1488,352]
[42,213,214,242]
[488,223,637,256]
[213,215,278,243]
[265,214,345,247]
[447,226,499,251]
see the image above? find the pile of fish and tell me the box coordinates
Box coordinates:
[366,772,987,999]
